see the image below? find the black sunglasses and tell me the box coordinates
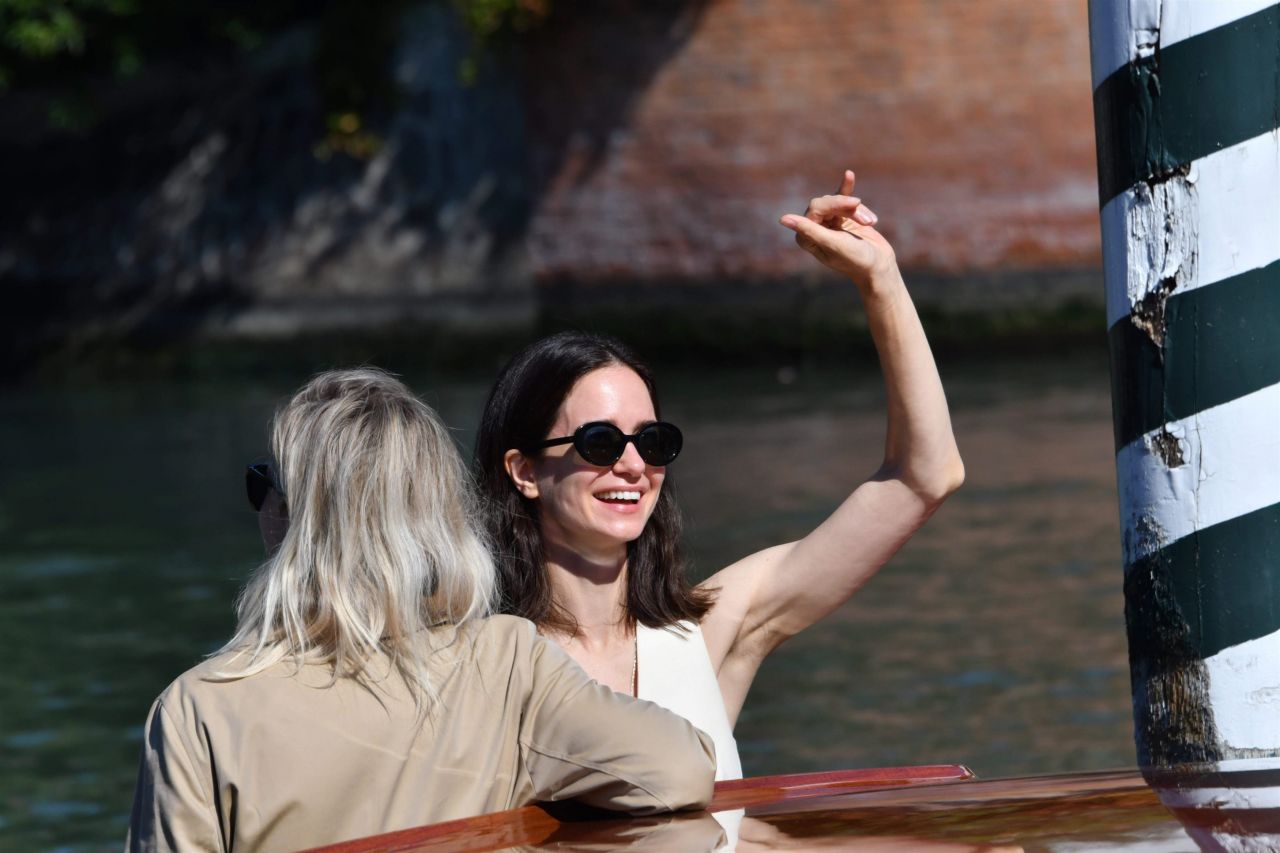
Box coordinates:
[245,461,282,512]
[537,421,683,467]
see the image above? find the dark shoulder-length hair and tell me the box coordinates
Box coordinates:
[474,331,715,635]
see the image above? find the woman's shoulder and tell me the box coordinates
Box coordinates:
[455,615,596,683]
[162,648,272,696]
[455,614,541,660]
[135,650,253,741]
[474,612,539,636]
[433,616,570,705]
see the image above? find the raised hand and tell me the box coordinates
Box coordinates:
[779,170,898,291]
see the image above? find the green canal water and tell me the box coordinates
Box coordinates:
[0,351,1134,849]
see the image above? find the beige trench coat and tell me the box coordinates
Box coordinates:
[127,615,715,852]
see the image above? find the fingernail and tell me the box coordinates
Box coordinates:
[855,209,876,225]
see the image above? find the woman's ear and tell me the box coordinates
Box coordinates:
[258,489,289,556]
[503,449,540,499]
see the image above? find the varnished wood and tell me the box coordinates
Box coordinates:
[299,764,974,853]
[303,765,1280,851]
[299,803,561,853]
[709,764,974,811]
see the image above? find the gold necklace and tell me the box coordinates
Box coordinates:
[630,632,638,697]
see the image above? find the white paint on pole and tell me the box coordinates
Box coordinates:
[1089,0,1280,87]
[1088,0,1162,88]
[1099,171,1198,332]
[1206,628,1280,753]
[1159,782,1280,810]
[1150,757,1280,849]
[1116,382,1280,565]
[1198,832,1280,852]
[1192,128,1280,295]
[1103,129,1280,329]
[1160,0,1280,50]
[1210,757,1280,772]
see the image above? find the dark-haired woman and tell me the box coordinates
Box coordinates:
[475,171,964,780]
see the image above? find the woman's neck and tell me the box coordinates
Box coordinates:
[542,538,630,647]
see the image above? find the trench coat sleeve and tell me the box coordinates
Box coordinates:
[126,697,222,852]
[518,632,716,814]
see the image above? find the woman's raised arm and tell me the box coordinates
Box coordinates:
[701,170,965,723]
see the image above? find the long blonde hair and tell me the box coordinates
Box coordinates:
[216,368,495,705]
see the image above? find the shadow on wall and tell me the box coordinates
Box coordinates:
[0,0,710,366]
[521,0,710,195]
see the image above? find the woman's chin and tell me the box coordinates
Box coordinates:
[603,520,649,545]
[588,509,651,545]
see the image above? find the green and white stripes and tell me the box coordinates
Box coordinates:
[1092,2,1280,206]
[1088,0,1280,767]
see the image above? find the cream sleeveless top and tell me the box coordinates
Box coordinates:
[636,620,743,781]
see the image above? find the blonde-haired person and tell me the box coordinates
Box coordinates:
[127,369,715,853]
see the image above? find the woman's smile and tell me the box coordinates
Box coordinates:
[591,485,648,515]
[596,489,642,505]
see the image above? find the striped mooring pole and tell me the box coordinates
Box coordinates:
[1087,0,1280,841]
[1090,1,1280,835]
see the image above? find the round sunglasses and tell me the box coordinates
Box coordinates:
[537,421,683,467]
[245,461,283,512]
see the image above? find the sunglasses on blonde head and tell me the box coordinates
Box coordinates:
[245,461,283,512]
[537,421,683,467]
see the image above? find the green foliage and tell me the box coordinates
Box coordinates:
[1,0,137,61]
[453,0,549,39]
[0,1,300,100]
[314,111,383,161]
[0,0,553,145]
[452,0,551,85]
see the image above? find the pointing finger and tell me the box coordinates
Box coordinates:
[838,169,855,196]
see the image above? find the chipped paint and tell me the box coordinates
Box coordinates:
[1147,428,1184,468]
[1101,130,1280,330]
[1125,169,1198,349]
[1116,383,1280,567]
[1124,514,1168,570]
[1128,277,1176,350]
[1108,261,1280,452]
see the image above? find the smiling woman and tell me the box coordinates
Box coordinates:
[476,338,714,648]
[474,169,965,786]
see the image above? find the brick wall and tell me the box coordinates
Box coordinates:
[523,0,1100,281]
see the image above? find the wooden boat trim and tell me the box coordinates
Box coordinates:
[299,764,975,853]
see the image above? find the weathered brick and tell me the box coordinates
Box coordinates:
[523,0,1099,281]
